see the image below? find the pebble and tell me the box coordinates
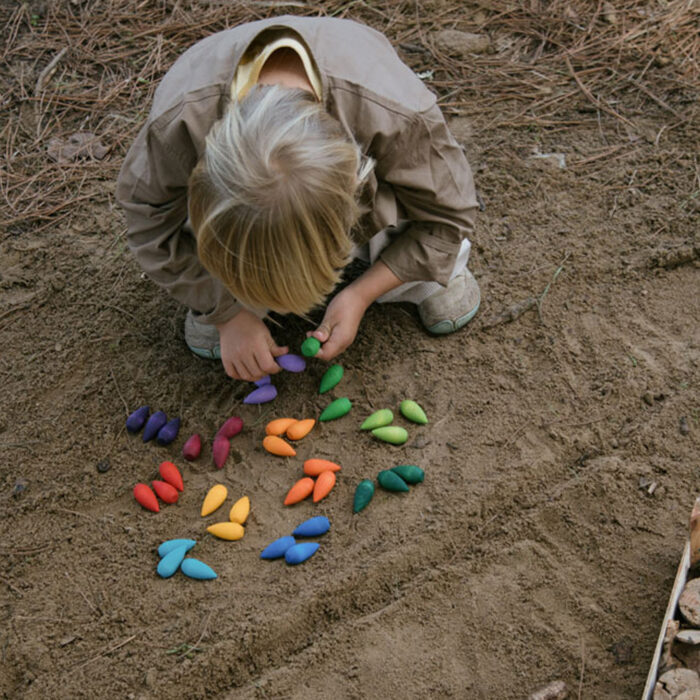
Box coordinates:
[285,542,320,565]
[360,408,393,430]
[12,479,27,497]
[353,480,375,513]
[679,578,700,627]
[201,484,227,517]
[319,364,343,394]
[157,545,189,578]
[96,459,111,473]
[680,416,690,435]
[180,558,217,580]
[434,29,490,57]
[677,630,700,645]
[260,535,296,560]
[320,397,352,421]
[377,470,410,493]
[292,516,330,537]
[371,426,408,445]
[157,539,196,558]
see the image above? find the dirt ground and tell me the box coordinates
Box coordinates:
[1,1,698,698]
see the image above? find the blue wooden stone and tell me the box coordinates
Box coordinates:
[180,558,217,580]
[292,516,330,538]
[285,542,320,565]
[158,539,196,558]
[157,545,188,579]
[260,535,296,560]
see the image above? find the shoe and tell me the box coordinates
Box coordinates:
[418,269,480,335]
[184,310,221,359]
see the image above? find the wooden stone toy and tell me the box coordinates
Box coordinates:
[266,418,297,436]
[159,461,184,491]
[400,399,429,425]
[243,384,278,404]
[126,405,149,433]
[216,416,243,439]
[152,480,179,504]
[304,458,342,476]
[263,435,296,457]
[284,477,315,505]
[181,558,217,580]
[287,418,315,441]
[201,484,227,516]
[142,410,167,442]
[371,426,408,445]
[353,480,375,513]
[391,465,425,484]
[133,483,159,512]
[285,542,320,565]
[158,539,196,558]
[377,469,410,492]
[320,397,352,421]
[277,353,306,372]
[292,516,330,537]
[207,522,245,541]
[313,471,336,503]
[157,545,189,579]
[229,496,250,525]
[301,337,321,357]
[260,535,296,560]
[212,435,230,469]
[361,408,393,430]
[319,364,343,394]
[182,434,202,461]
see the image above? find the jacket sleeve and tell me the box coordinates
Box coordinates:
[373,102,478,285]
[115,120,242,325]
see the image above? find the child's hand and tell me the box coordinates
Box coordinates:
[217,310,288,382]
[308,287,369,361]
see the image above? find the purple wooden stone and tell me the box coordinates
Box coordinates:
[276,353,306,373]
[255,375,272,387]
[243,384,278,404]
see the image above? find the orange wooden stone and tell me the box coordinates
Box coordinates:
[286,418,315,441]
[303,458,342,477]
[263,435,296,457]
[313,470,336,503]
[265,418,298,436]
[284,477,315,506]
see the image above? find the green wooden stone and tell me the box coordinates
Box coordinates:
[391,465,425,484]
[319,397,352,421]
[400,399,428,425]
[301,336,321,357]
[371,426,408,445]
[319,364,343,394]
[360,408,393,431]
[377,469,409,492]
[353,479,375,513]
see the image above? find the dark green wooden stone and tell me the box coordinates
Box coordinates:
[353,479,375,513]
[377,470,409,492]
[391,465,425,484]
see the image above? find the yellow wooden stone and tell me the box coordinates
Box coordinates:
[229,496,250,525]
[207,522,244,541]
[201,484,228,517]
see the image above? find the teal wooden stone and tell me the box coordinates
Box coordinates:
[353,479,375,513]
[157,545,188,579]
[158,539,196,558]
[391,465,425,484]
[371,426,408,445]
[360,408,393,431]
[377,469,409,492]
[400,399,428,425]
[319,364,343,394]
[180,558,217,580]
[301,337,321,357]
[320,397,352,421]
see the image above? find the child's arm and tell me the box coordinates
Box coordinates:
[309,261,401,361]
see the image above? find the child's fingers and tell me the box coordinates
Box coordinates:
[309,322,332,343]
[269,344,289,358]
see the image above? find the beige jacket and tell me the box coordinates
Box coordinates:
[116,15,478,325]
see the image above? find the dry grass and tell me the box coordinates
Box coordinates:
[0,0,697,236]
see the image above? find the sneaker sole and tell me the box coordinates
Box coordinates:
[424,298,480,336]
[188,345,221,360]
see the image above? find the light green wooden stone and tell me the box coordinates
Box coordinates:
[400,399,428,425]
[391,465,425,484]
[360,408,393,431]
[371,426,408,445]
[319,397,352,422]
[377,470,409,492]
[319,364,343,394]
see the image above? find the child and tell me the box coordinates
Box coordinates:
[116,15,480,382]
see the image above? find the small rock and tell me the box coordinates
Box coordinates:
[435,30,490,57]
[643,392,654,406]
[655,668,700,698]
[677,630,700,645]
[12,479,27,497]
[47,132,109,163]
[528,680,568,700]
[144,668,158,689]
[96,459,111,473]
[610,636,634,665]
[680,417,690,435]
[679,579,700,627]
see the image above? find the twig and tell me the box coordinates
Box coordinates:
[482,296,536,329]
[537,252,571,321]
[578,637,586,700]
[34,48,68,96]
[110,368,130,416]
[74,633,139,669]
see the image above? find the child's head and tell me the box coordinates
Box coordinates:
[189,84,374,316]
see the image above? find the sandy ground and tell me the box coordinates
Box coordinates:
[1,2,698,698]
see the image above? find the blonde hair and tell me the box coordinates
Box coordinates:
[189,84,374,316]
